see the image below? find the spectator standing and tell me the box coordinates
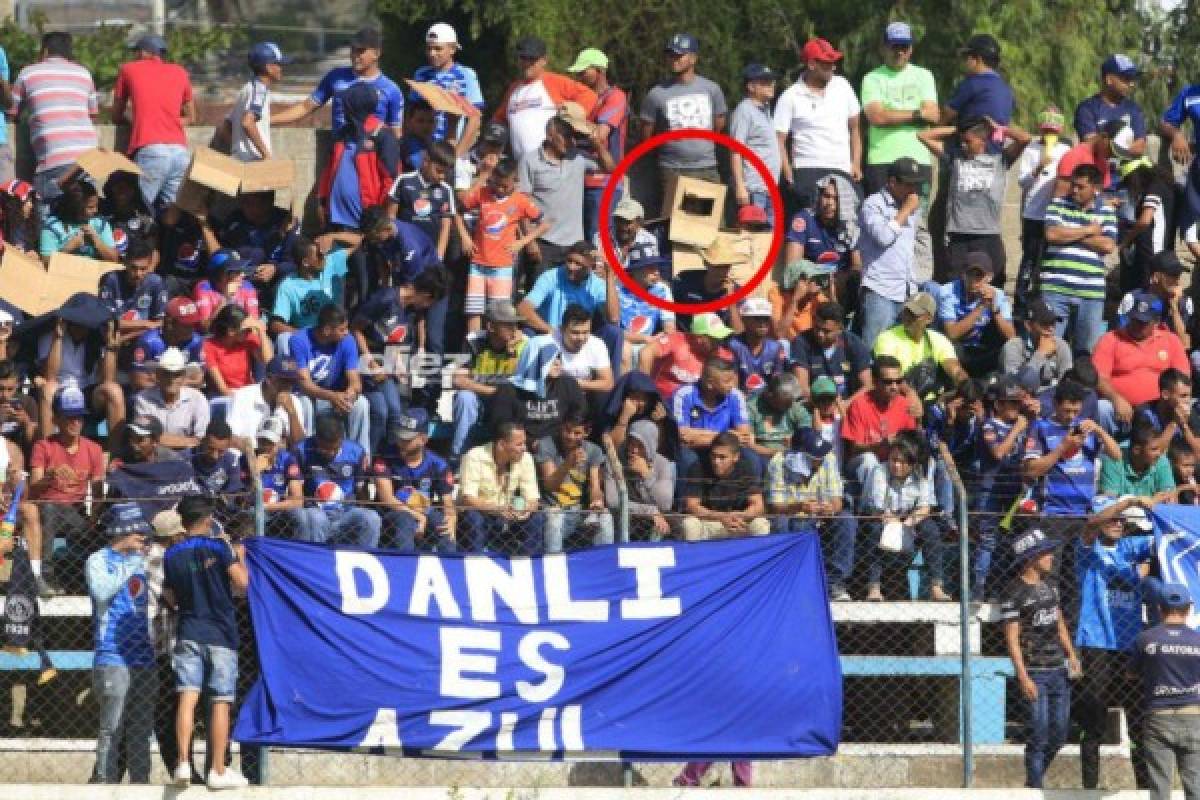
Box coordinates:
[942,34,1014,126]
[292,413,381,547]
[0,44,13,182]
[86,502,155,784]
[413,23,485,150]
[858,157,923,346]
[1053,120,1126,198]
[9,32,99,207]
[315,84,402,231]
[275,27,403,137]
[1002,528,1080,790]
[775,37,862,209]
[145,509,185,780]
[1075,55,1146,156]
[861,22,939,195]
[386,141,458,260]
[163,495,249,790]
[112,34,195,211]
[1093,292,1190,422]
[494,37,597,162]
[225,43,291,162]
[1040,164,1118,354]
[1015,108,1071,305]
[639,33,727,209]
[459,421,544,553]
[1118,160,1181,300]
[729,64,781,224]
[567,47,628,240]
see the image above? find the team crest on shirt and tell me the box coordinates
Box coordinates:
[482,210,509,238]
[817,251,839,264]
[340,464,354,478]
[385,322,408,344]
[262,487,279,504]
[413,197,433,217]
[126,575,144,598]
[1160,351,1169,361]
[629,315,652,335]
[122,309,139,321]
[137,295,151,309]
[419,477,432,491]
[745,373,765,392]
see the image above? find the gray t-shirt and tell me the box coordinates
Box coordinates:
[728,97,781,193]
[518,147,596,247]
[639,75,727,169]
[533,436,605,509]
[946,142,1008,235]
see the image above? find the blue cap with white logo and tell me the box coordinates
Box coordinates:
[885,22,913,46]
[1160,582,1193,609]
[389,408,430,442]
[53,386,87,418]
[105,502,152,537]
[249,42,292,68]
[666,33,699,55]
[1102,53,1139,80]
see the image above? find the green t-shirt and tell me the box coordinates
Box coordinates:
[749,393,813,452]
[1098,449,1175,498]
[860,63,938,166]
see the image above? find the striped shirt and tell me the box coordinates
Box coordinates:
[412,62,485,142]
[10,57,98,173]
[1040,196,1118,300]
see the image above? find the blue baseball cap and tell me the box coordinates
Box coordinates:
[52,386,87,418]
[266,355,299,380]
[885,22,914,46]
[389,408,430,441]
[208,248,253,274]
[1160,582,1193,609]
[1011,528,1059,563]
[666,33,699,55]
[790,427,833,459]
[249,42,292,69]
[131,34,167,55]
[1128,290,1164,323]
[1102,53,1139,80]
[742,63,776,83]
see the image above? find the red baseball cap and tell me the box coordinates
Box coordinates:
[802,38,843,63]
[1,180,33,202]
[166,297,204,326]
[737,204,768,226]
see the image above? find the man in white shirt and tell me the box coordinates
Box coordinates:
[774,37,862,214]
[555,303,614,398]
[492,37,596,162]
[226,355,305,447]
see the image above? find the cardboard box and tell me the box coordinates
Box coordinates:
[75,148,142,187]
[670,231,781,297]
[0,249,117,316]
[176,148,296,215]
[404,80,481,117]
[664,175,726,248]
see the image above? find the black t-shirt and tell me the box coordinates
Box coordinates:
[1133,623,1200,710]
[1134,400,1200,446]
[351,287,417,353]
[486,377,586,442]
[681,455,760,512]
[1000,578,1065,669]
[789,330,872,398]
[671,271,740,329]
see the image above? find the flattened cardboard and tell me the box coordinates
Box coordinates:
[177,148,297,215]
[185,147,243,196]
[240,159,295,193]
[0,250,114,316]
[405,80,480,117]
[75,148,142,185]
[670,231,781,297]
[49,252,122,287]
[664,175,726,248]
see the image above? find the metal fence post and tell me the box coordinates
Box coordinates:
[250,477,270,784]
[604,434,633,786]
[938,443,973,788]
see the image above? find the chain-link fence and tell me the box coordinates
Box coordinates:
[0,473,1154,789]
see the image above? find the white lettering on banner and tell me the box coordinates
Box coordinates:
[516,632,569,703]
[496,711,518,751]
[336,552,389,615]
[464,557,538,624]
[424,705,585,752]
[544,554,608,621]
[538,706,558,751]
[409,555,462,619]
[560,704,584,751]
[429,710,491,751]
[618,548,683,619]
[440,627,502,698]
[356,708,403,751]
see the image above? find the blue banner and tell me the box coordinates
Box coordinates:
[233,534,842,760]
[1154,506,1200,625]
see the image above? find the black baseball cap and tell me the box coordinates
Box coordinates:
[350,28,383,50]
[1026,296,1062,326]
[516,36,547,59]
[888,157,924,185]
[742,63,776,83]
[963,251,994,274]
[959,33,1000,60]
[1149,250,1190,277]
[482,122,509,146]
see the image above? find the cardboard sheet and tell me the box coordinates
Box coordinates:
[0,249,116,316]
[74,148,142,186]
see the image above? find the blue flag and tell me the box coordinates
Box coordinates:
[1153,506,1200,626]
[234,535,842,760]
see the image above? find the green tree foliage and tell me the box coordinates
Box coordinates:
[376,0,1174,130]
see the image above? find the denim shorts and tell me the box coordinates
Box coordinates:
[172,639,238,702]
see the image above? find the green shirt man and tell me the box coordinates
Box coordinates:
[861,29,938,167]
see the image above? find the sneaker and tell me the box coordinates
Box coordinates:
[172,763,190,787]
[207,769,250,790]
[929,584,953,602]
[35,576,61,599]
[866,584,884,602]
[829,584,851,602]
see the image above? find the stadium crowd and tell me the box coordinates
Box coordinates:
[0,17,1200,793]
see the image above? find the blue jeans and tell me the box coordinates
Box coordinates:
[543,508,615,553]
[294,506,382,548]
[773,512,857,585]
[462,509,544,555]
[583,184,622,244]
[1024,667,1071,788]
[172,639,238,702]
[864,517,945,588]
[1043,291,1107,356]
[365,378,405,454]
[859,287,905,350]
[134,143,190,211]
[451,389,486,459]
[34,164,71,219]
[972,491,1017,599]
[92,664,156,783]
[298,394,371,454]
[383,507,455,551]
[746,188,775,226]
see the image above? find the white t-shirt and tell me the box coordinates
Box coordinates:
[1016,139,1071,221]
[773,75,861,172]
[555,333,610,381]
[228,79,272,162]
[506,80,556,162]
[227,383,292,441]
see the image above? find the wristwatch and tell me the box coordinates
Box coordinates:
[911,109,922,124]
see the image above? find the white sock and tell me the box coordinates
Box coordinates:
[30,560,41,577]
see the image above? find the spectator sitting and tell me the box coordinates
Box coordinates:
[203,191,298,303]
[603,370,679,457]
[252,417,303,534]
[1169,439,1200,504]
[671,236,744,331]
[269,236,351,347]
[680,430,770,541]
[86,501,155,784]
[39,180,118,262]
[37,307,126,441]
[133,347,210,451]
[599,197,661,266]
[729,297,788,394]
[227,354,304,448]
[1098,422,1176,500]
[766,427,855,601]
[98,236,166,341]
[291,412,380,547]
[0,359,39,456]
[113,416,180,467]
[534,413,613,552]
[638,312,735,402]
[769,260,834,340]
[0,179,39,254]
[873,291,968,399]
[604,419,675,541]
[203,304,271,397]
[1001,296,1072,394]
[554,303,615,399]
[487,334,586,443]
[1093,291,1190,427]
[937,251,1016,376]
[26,386,106,596]
[841,354,923,486]
[808,376,844,460]
[615,254,676,372]
[747,373,812,464]
[450,300,528,460]
[1116,250,1192,349]
[192,249,261,329]
[672,357,753,476]
[459,420,544,554]
[1135,368,1200,456]
[1037,357,1112,431]
[861,431,950,602]
[349,207,444,324]
[290,304,370,453]
[189,419,246,505]
[371,408,456,551]
[789,301,872,400]
[132,297,205,392]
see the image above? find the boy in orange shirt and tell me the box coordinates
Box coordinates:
[459,158,549,332]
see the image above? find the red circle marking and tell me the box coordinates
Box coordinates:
[599,129,785,315]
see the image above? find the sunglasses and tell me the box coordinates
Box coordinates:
[881,378,905,386]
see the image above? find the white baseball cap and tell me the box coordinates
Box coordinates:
[739,297,773,317]
[155,347,187,373]
[426,23,459,47]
